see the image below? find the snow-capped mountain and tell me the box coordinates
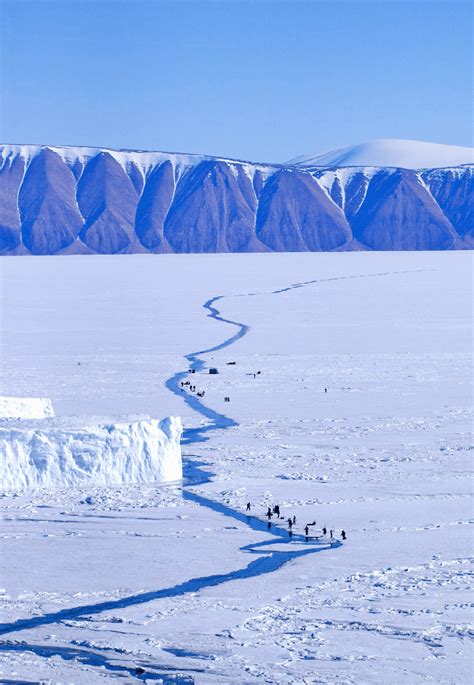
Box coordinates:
[288,139,474,169]
[0,140,472,255]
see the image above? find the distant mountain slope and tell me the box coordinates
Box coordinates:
[288,139,473,170]
[0,141,472,255]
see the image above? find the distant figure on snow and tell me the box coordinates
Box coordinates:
[322,526,327,535]
[292,515,296,525]
[267,507,273,520]
[287,518,293,529]
[304,525,309,536]
[246,502,251,512]
[341,530,347,540]
[330,529,333,539]
[324,388,327,393]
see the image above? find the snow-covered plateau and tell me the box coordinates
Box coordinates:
[0,415,182,492]
[0,251,472,684]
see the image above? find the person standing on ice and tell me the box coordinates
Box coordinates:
[287,518,293,530]
[341,530,347,540]
[304,525,309,537]
[274,504,280,517]
[246,502,251,512]
[266,507,272,519]
[322,526,327,535]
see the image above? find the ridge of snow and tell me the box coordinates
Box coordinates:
[288,139,474,170]
[0,144,278,180]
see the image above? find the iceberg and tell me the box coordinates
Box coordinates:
[0,415,182,492]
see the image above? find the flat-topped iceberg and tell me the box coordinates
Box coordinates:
[0,415,182,492]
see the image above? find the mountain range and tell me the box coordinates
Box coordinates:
[0,139,472,255]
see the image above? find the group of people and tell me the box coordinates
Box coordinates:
[245,502,346,542]
[180,380,231,403]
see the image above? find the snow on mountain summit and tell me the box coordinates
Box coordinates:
[288,139,474,169]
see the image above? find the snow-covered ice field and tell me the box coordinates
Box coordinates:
[0,251,472,684]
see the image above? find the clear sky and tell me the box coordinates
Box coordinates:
[0,0,471,163]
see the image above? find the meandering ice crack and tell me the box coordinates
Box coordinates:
[0,268,426,676]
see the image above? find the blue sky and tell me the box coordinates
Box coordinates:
[0,0,471,162]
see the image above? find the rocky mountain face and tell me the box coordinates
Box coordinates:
[0,144,472,255]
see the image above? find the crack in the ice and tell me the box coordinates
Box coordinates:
[0,267,427,679]
[0,641,199,683]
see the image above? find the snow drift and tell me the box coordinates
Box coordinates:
[0,415,182,492]
[0,396,55,419]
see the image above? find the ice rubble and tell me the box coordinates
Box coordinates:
[0,415,182,492]
[0,396,55,419]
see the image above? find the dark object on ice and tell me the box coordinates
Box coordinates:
[224,396,230,402]
[267,507,273,519]
[324,388,327,393]
[322,526,327,535]
[341,530,347,540]
[226,361,236,365]
[273,504,280,517]
[330,529,333,539]
[257,371,261,375]
[209,367,219,374]
[246,502,251,512]
[287,518,293,529]
[197,391,205,397]
[84,495,95,505]
[292,515,296,524]
[77,361,81,365]
[289,529,293,537]
[135,667,146,675]
[304,525,309,536]
[267,520,272,529]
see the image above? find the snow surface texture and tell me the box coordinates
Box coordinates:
[288,138,474,168]
[0,415,182,492]
[0,396,54,419]
[0,139,472,255]
[0,252,472,684]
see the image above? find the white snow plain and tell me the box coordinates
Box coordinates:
[0,251,472,684]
